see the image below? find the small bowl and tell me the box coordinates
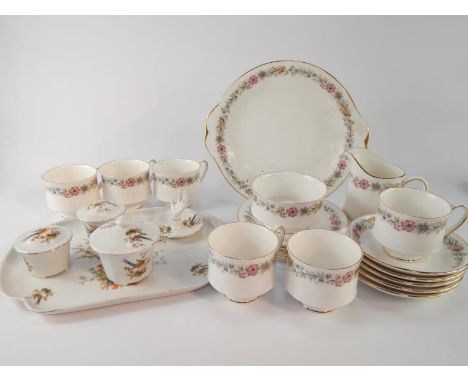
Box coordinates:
[89,219,160,286]
[77,201,125,234]
[14,225,72,278]
[251,172,327,233]
[208,222,285,303]
[286,229,362,312]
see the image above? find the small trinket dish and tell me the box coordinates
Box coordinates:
[14,225,72,278]
[89,219,160,286]
[159,209,203,239]
[76,201,125,234]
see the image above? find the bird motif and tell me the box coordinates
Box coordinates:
[122,255,150,279]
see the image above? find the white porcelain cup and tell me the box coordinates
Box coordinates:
[251,172,327,233]
[99,159,154,210]
[208,222,285,303]
[373,188,468,261]
[286,229,362,312]
[42,164,100,218]
[153,159,208,204]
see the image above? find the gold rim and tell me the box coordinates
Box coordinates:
[362,256,465,283]
[359,273,459,298]
[347,148,405,180]
[360,262,463,288]
[204,59,370,199]
[359,269,461,294]
[287,229,362,270]
[208,222,281,261]
[41,164,97,185]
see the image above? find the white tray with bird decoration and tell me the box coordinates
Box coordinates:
[0,207,222,314]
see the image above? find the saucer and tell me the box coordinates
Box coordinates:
[238,199,348,241]
[158,208,203,239]
[350,215,468,276]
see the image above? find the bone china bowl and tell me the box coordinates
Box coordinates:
[208,222,285,303]
[42,164,99,218]
[14,225,72,278]
[99,159,153,210]
[373,188,468,261]
[286,229,362,312]
[251,172,327,233]
[153,158,208,204]
[89,219,160,286]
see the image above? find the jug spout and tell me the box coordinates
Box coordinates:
[346,148,405,180]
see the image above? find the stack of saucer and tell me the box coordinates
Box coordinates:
[350,215,468,298]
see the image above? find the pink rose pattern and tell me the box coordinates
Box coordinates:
[104,173,150,189]
[209,255,274,279]
[154,173,199,188]
[377,208,447,235]
[214,64,356,196]
[288,257,358,287]
[253,195,322,219]
[46,178,98,198]
[352,176,401,192]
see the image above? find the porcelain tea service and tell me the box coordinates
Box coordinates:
[4,59,467,314]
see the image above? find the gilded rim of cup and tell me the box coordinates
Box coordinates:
[287,228,363,271]
[152,158,201,176]
[378,188,453,220]
[208,222,281,261]
[252,171,327,207]
[98,159,150,179]
[347,148,406,180]
[41,164,97,185]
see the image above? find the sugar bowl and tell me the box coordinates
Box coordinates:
[14,225,72,278]
[89,219,160,286]
[77,201,125,234]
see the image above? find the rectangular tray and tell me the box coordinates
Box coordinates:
[0,208,221,314]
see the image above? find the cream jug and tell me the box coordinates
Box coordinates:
[343,148,428,220]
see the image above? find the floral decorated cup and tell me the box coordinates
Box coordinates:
[251,172,327,233]
[89,219,160,286]
[207,222,285,303]
[42,164,100,219]
[76,201,125,234]
[343,148,428,221]
[286,229,362,312]
[373,188,468,261]
[14,225,72,278]
[99,159,154,210]
[153,159,208,204]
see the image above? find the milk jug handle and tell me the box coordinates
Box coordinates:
[401,177,428,191]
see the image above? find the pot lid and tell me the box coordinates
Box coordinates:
[77,201,125,223]
[89,219,160,255]
[14,225,72,254]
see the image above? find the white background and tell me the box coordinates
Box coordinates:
[0,16,467,365]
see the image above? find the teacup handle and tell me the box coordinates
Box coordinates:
[198,160,209,182]
[401,176,428,191]
[445,205,468,237]
[148,159,157,196]
[271,226,286,254]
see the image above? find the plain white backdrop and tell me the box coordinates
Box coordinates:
[0,16,467,365]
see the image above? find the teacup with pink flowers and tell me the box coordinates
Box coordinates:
[153,158,208,205]
[251,172,327,233]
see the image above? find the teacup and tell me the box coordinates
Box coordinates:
[153,159,208,204]
[286,229,362,312]
[99,159,154,210]
[89,219,160,286]
[42,164,100,218]
[343,148,428,220]
[208,222,285,303]
[373,188,468,261]
[251,172,327,233]
[14,225,72,278]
